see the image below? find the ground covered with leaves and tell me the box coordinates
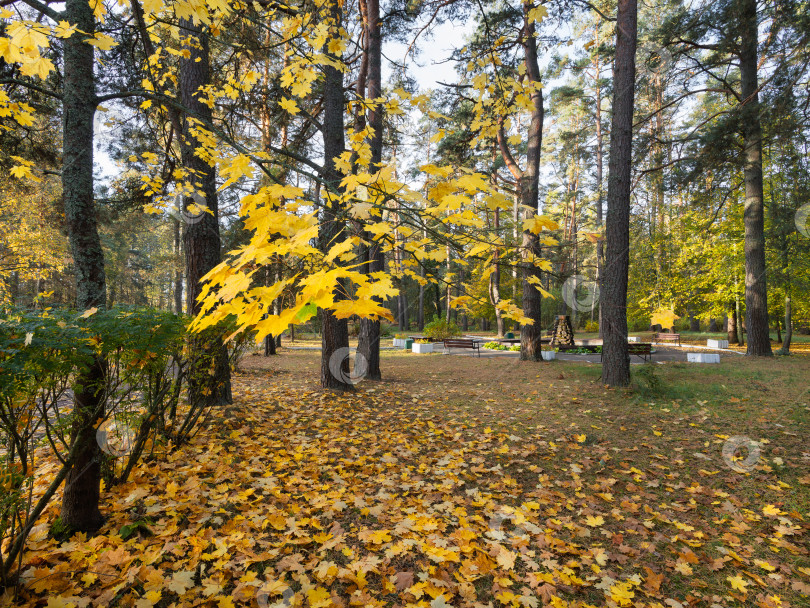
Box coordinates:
[5,351,810,608]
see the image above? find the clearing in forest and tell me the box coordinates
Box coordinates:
[7,352,810,608]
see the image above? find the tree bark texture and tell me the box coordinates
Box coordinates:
[179,18,233,404]
[319,1,353,390]
[60,0,106,533]
[356,0,384,380]
[737,0,772,356]
[601,0,637,387]
[776,295,792,355]
[518,2,544,361]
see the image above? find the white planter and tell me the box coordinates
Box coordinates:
[687,353,720,363]
[412,342,433,354]
[541,351,556,361]
[628,336,640,343]
[393,338,406,348]
[707,339,728,349]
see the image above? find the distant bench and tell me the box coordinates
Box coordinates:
[654,332,681,346]
[627,342,652,362]
[593,343,653,362]
[443,339,481,357]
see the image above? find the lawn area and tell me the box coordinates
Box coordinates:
[8,351,809,608]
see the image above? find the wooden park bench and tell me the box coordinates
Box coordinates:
[653,332,681,346]
[443,339,481,357]
[599,342,653,362]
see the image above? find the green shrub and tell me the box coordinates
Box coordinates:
[634,363,663,395]
[423,318,461,340]
[483,341,520,351]
[584,320,599,333]
[0,306,209,579]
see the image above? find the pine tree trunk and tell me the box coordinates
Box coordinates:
[738,0,772,356]
[179,19,232,405]
[518,3,545,362]
[594,43,605,339]
[59,0,105,533]
[601,0,638,387]
[174,217,183,314]
[445,242,452,324]
[776,295,791,355]
[490,208,505,338]
[319,1,353,390]
[356,0,383,380]
[727,304,737,343]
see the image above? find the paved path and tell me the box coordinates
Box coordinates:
[281,343,738,364]
[436,345,730,364]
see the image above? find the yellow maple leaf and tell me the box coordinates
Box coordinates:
[674,561,693,575]
[166,570,195,595]
[523,215,559,234]
[141,0,163,13]
[762,504,781,516]
[80,307,98,318]
[650,307,679,330]
[327,38,346,55]
[496,547,516,570]
[585,515,605,527]
[86,33,116,51]
[727,575,749,592]
[609,582,634,606]
[308,587,331,608]
[280,97,300,115]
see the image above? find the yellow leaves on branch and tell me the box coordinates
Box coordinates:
[0,21,54,79]
[523,215,560,234]
[218,154,254,189]
[86,33,117,51]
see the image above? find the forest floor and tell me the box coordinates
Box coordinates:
[6,350,810,608]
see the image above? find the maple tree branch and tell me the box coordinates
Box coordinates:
[574,0,616,22]
[0,78,62,100]
[496,120,523,181]
[11,0,61,21]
